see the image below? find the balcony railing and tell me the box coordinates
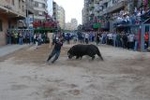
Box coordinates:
[107,0,126,13]
[98,0,127,16]
[99,9,107,16]
[99,0,109,6]
[0,0,26,18]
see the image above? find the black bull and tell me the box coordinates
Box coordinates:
[67,44,103,60]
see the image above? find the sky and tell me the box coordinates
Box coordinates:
[48,0,84,25]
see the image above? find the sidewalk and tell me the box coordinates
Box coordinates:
[0,44,30,57]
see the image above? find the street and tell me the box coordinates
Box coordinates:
[0,44,150,100]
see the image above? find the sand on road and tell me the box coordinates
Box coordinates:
[0,44,150,100]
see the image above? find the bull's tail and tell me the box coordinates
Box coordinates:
[97,48,103,61]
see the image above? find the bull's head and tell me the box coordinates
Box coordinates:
[67,49,73,59]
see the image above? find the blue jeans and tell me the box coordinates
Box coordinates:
[134,41,138,51]
[47,49,60,63]
[19,38,23,45]
[7,37,11,44]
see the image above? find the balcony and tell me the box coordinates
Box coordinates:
[99,0,109,6]
[0,0,26,18]
[88,0,94,4]
[94,0,100,4]
[26,1,34,14]
[0,6,23,19]
[107,0,126,13]
[99,9,107,16]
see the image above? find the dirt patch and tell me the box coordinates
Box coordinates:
[0,44,150,100]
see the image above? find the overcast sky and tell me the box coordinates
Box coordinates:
[48,0,84,25]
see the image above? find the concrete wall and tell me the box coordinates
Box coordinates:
[0,0,26,46]
[0,14,8,46]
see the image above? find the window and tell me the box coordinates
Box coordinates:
[38,11,43,16]
[39,3,42,8]
[42,4,45,8]
[34,11,39,15]
[0,20,3,32]
[34,2,38,7]
[19,0,21,8]
[22,5,25,12]
[12,0,15,5]
[38,3,45,8]
[30,18,33,22]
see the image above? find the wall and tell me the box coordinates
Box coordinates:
[0,14,8,46]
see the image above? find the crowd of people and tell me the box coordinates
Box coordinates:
[6,29,49,46]
[99,31,149,50]
[113,7,148,27]
[64,31,149,51]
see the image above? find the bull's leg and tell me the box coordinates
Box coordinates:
[92,55,95,60]
[88,54,95,60]
[79,56,83,59]
[76,56,80,59]
[87,51,95,60]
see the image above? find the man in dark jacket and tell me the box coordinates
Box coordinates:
[47,36,63,63]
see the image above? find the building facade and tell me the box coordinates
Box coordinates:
[26,0,34,28]
[57,6,65,29]
[65,22,72,30]
[82,0,90,24]
[71,18,78,30]
[82,0,145,31]
[33,0,48,21]
[65,18,78,30]
[52,1,58,21]
[53,1,65,29]
[0,0,26,46]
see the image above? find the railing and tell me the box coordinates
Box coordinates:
[107,0,126,13]
[0,0,26,17]
[99,0,109,6]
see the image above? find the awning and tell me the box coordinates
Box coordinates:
[34,28,56,33]
[93,23,101,29]
[0,5,25,19]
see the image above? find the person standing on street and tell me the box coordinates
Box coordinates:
[46,35,63,63]
[85,32,89,44]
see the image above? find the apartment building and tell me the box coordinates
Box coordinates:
[71,18,78,30]
[57,6,65,29]
[26,0,34,28]
[83,0,145,31]
[82,0,90,24]
[53,1,65,29]
[53,1,58,21]
[82,7,86,24]
[83,0,131,30]
[33,0,48,21]
[0,0,26,46]
[65,18,78,30]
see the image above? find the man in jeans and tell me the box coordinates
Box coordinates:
[47,35,63,63]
